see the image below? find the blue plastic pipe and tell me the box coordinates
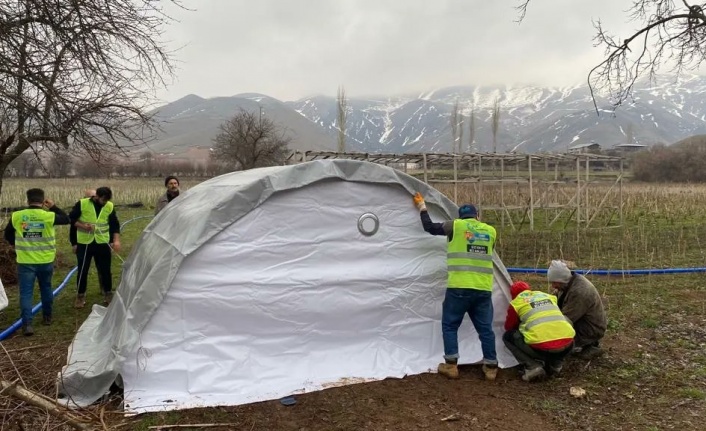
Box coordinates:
[506,267,706,276]
[0,215,152,341]
[0,266,77,341]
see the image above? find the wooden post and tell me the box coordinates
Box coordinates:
[576,157,581,229]
[528,155,534,231]
[501,158,505,228]
[453,153,458,204]
[585,157,590,225]
[422,153,428,183]
[478,156,483,216]
[618,157,623,226]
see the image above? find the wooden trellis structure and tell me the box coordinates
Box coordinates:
[288,150,625,232]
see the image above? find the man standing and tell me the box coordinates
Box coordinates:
[155,175,180,215]
[69,187,121,308]
[547,260,607,360]
[3,188,70,335]
[413,192,498,381]
[503,281,575,382]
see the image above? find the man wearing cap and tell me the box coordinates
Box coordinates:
[412,193,498,381]
[155,175,180,215]
[504,281,575,381]
[547,260,607,360]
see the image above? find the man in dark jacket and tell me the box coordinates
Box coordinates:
[547,260,607,360]
[3,188,70,335]
[155,175,180,215]
[69,186,120,308]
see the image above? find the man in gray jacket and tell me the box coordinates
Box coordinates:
[547,260,607,360]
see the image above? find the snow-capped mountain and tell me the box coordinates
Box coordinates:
[147,74,706,157]
[288,74,706,153]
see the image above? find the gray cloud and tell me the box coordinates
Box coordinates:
[157,0,635,103]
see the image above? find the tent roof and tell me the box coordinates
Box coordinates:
[58,159,461,407]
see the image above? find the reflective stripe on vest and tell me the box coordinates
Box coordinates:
[11,208,57,264]
[446,218,496,291]
[76,198,113,244]
[511,291,576,344]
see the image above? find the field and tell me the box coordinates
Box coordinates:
[0,177,705,431]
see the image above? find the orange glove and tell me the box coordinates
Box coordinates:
[413,192,427,211]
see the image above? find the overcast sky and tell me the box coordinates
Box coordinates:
[157,0,636,103]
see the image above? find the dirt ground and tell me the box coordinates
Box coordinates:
[2,331,703,431]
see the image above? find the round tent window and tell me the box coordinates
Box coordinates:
[357,213,379,236]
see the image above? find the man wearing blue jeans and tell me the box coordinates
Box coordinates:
[413,193,498,380]
[3,188,70,336]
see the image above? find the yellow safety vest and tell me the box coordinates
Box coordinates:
[76,198,114,244]
[511,290,575,344]
[11,208,58,265]
[447,218,496,291]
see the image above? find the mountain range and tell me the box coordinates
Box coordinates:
[144,74,706,159]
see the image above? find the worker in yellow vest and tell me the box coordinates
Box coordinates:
[3,188,70,336]
[413,193,498,381]
[68,186,121,308]
[504,281,575,382]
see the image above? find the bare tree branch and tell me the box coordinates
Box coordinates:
[516,1,706,112]
[0,0,181,193]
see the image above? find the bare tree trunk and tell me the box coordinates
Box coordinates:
[451,99,460,153]
[492,97,501,153]
[468,104,475,153]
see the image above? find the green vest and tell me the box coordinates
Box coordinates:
[447,218,496,291]
[76,198,114,244]
[511,290,575,344]
[11,208,58,264]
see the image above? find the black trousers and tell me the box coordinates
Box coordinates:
[76,242,112,295]
[503,329,573,369]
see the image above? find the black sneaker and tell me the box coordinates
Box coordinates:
[23,325,34,336]
[42,315,52,326]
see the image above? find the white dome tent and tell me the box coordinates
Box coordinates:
[58,159,517,414]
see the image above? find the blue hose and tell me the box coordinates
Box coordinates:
[0,266,77,341]
[0,215,152,341]
[506,267,706,276]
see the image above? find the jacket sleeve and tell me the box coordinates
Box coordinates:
[49,206,70,225]
[108,210,120,241]
[504,306,520,332]
[420,210,453,237]
[3,221,14,246]
[69,224,77,246]
[68,201,82,224]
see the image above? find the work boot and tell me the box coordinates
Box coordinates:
[577,345,604,360]
[22,325,34,336]
[547,363,563,377]
[103,291,113,306]
[74,295,86,309]
[42,315,52,326]
[482,364,498,381]
[522,366,546,382]
[437,362,460,379]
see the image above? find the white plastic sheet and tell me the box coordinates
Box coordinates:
[0,277,7,311]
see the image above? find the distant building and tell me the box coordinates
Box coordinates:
[568,142,601,154]
[614,143,647,154]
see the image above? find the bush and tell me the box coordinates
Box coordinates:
[632,137,706,182]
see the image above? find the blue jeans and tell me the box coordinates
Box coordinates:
[18,263,54,326]
[441,288,497,364]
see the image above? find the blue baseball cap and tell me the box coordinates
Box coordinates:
[458,204,478,219]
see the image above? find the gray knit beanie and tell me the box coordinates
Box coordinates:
[547,260,572,283]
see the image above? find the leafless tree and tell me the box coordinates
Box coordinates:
[517,1,706,111]
[491,97,501,153]
[0,0,180,194]
[47,148,72,178]
[450,99,460,153]
[468,102,476,152]
[211,109,292,171]
[336,85,348,153]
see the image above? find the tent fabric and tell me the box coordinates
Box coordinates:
[57,159,517,413]
[0,277,7,311]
